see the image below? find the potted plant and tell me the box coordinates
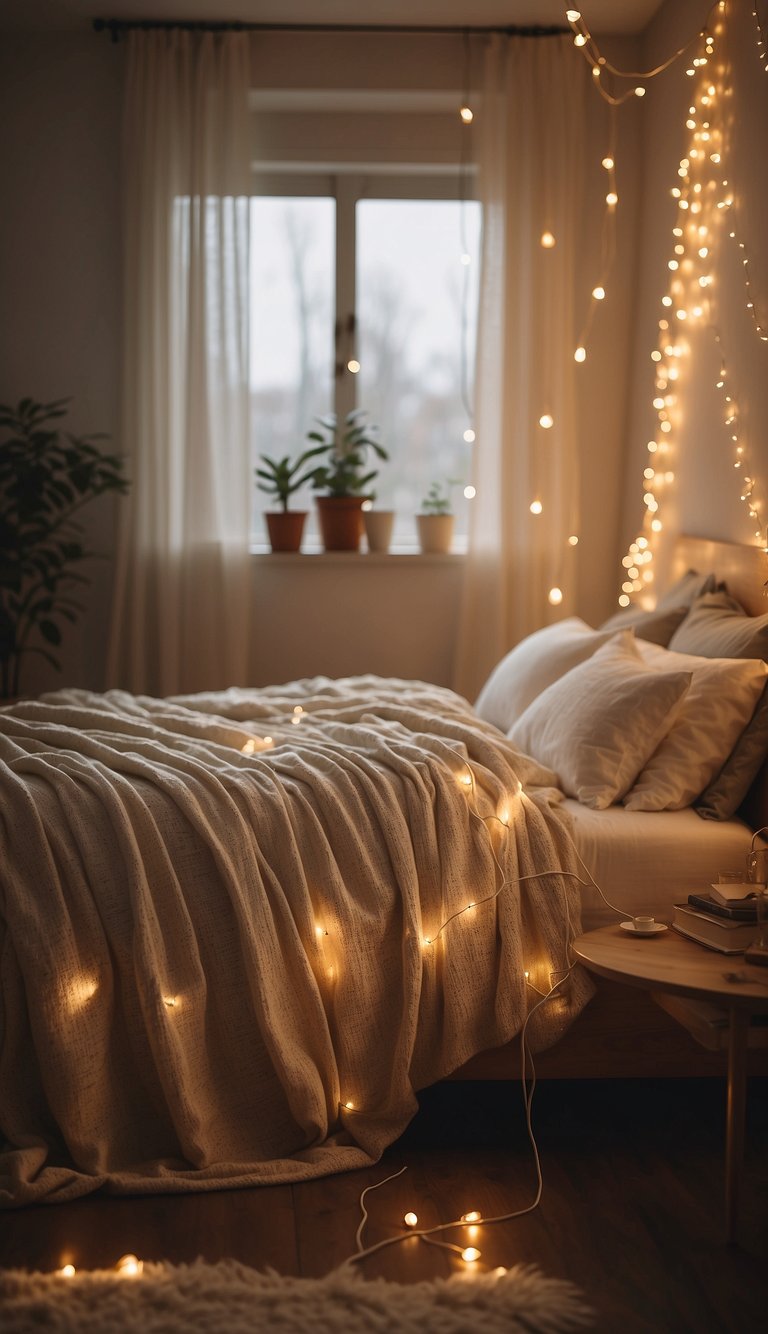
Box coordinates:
[255,446,326,553]
[416,479,460,554]
[0,396,129,700]
[307,409,388,552]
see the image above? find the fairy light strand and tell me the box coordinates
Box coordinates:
[617,1,766,606]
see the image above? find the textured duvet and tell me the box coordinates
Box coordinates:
[0,677,592,1205]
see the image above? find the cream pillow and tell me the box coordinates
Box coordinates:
[508,632,691,810]
[624,639,768,811]
[474,618,614,732]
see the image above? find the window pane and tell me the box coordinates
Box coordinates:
[250,198,335,544]
[356,199,481,548]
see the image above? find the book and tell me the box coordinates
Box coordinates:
[710,882,759,906]
[687,892,759,922]
[672,903,759,954]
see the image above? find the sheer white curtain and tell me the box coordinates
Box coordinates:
[108,30,252,696]
[454,35,588,703]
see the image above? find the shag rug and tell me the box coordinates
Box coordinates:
[0,1258,594,1332]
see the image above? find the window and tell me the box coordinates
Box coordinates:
[249,169,480,551]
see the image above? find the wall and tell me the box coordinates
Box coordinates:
[0,31,123,695]
[0,22,643,697]
[622,0,768,593]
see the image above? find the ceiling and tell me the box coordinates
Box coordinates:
[0,1,665,37]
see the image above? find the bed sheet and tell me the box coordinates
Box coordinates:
[562,798,754,929]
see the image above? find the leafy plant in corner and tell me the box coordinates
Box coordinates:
[255,446,327,511]
[307,409,388,497]
[0,397,129,698]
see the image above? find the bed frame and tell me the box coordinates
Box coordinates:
[451,535,768,1082]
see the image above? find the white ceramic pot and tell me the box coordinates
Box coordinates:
[363,510,395,553]
[416,513,454,554]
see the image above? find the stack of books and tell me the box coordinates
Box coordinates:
[672,882,761,954]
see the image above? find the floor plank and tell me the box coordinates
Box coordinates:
[1,1078,765,1332]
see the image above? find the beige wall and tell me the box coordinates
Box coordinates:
[622,0,768,593]
[0,31,123,695]
[1,23,653,696]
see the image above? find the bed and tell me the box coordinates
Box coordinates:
[1,536,767,1206]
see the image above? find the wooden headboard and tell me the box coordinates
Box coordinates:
[671,534,768,833]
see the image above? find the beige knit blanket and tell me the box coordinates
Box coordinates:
[0,677,592,1206]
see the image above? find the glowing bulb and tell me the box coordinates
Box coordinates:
[461,1247,481,1263]
[460,771,472,786]
[606,191,618,206]
[463,428,475,442]
[548,587,563,606]
[574,34,587,47]
[404,1211,418,1227]
[529,500,543,515]
[57,1265,76,1279]
[592,286,605,300]
[634,86,646,97]
[566,8,581,20]
[459,105,473,123]
[464,485,476,499]
[574,345,586,362]
[601,156,614,170]
[347,359,360,373]
[344,1100,354,1110]
[115,1255,143,1278]
[163,996,178,1009]
[539,413,554,429]
[462,1211,482,1223]
[540,230,556,248]
[568,534,579,546]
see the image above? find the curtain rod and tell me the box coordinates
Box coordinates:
[92,18,567,43]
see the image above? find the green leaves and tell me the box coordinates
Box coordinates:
[0,397,129,697]
[255,444,328,512]
[306,410,388,498]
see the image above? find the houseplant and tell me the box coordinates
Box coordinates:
[416,479,460,554]
[307,409,388,552]
[255,446,326,552]
[0,396,128,699]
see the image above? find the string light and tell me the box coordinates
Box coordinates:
[617,2,765,604]
[115,1254,143,1278]
[339,785,635,1277]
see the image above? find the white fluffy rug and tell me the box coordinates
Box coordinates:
[0,1258,594,1332]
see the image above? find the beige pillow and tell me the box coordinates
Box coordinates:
[508,632,691,810]
[474,617,614,732]
[623,639,768,811]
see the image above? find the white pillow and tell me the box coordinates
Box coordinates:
[623,639,768,811]
[474,618,615,732]
[508,632,691,810]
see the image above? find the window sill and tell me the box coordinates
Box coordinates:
[250,548,465,565]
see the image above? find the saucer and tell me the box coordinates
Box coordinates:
[620,920,667,936]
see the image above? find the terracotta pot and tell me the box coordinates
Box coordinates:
[363,509,395,553]
[416,513,454,554]
[316,496,366,552]
[265,511,307,553]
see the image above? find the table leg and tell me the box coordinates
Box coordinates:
[725,1006,748,1245]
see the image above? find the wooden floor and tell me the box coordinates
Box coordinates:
[1,1077,766,1333]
